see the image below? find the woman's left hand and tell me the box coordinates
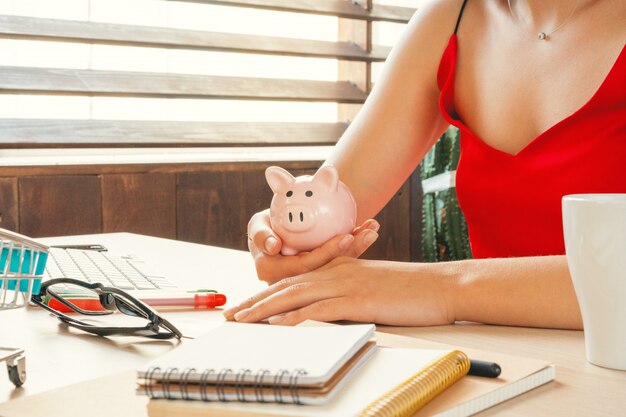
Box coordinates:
[223,257,458,327]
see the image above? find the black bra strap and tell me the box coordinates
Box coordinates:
[454,0,469,34]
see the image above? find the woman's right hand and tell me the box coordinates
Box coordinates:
[247,209,380,284]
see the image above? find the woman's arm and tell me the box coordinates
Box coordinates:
[327,0,459,223]
[245,0,463,282]
[453,255,581,329]
[224,255,582,330]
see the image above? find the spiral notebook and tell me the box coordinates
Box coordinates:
[138,322,471,417]
[137,322,379,404]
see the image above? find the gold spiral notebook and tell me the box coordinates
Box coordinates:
[358,350,470,417]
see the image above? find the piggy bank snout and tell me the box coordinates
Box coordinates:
[278,204,316,232]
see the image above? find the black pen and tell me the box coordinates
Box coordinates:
[468,359,501,378]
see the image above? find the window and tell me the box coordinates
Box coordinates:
[0,0,418,152]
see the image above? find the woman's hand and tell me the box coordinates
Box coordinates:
[223,257,458,326]
[247,209,380,284]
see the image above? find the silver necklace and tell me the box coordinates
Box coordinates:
[507,0,583,41]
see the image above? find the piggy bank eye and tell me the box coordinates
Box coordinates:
[286,191,293,197]
[305,191,313,197]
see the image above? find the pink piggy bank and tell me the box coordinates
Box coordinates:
[266,165,357,256]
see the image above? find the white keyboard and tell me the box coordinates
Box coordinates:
[44,248,177,291]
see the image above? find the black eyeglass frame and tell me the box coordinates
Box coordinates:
[31,278,183,340]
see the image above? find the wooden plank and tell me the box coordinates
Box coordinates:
[168,0,416,23]
[0,119,348,147]
[0,160,325,178]
[409,165,424,262]
[0,178,19,232]
[101,173,176,239]
[6,160,413,260]
[177,170,248,250]
[0,15,390,62]
[175,161,414,262]
[18,175,101,237]
[0,66,368,103]
[338,5,370,121]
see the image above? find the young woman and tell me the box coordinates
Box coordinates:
[224,0,626,329]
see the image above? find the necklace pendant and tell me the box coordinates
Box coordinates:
[537,32,547,40]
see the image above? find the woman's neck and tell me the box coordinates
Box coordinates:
[508,0,590,29]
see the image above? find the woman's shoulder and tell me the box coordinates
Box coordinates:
[402,0,493,55]
[396,0,467,64]
[408,0,467,33]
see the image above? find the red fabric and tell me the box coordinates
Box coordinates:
[437,35,626,258]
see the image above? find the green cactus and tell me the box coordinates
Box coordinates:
[421,193,438,262]
[447,127,461,171]
[421,126,472,262]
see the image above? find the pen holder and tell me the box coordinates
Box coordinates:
[0,227,49,310]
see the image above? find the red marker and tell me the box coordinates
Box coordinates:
[140,293,227,309]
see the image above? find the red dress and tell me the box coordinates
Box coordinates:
[437,35,626,258]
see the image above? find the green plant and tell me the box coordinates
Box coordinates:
[420,127,472,262]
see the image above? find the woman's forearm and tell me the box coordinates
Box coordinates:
[447,255,582,329]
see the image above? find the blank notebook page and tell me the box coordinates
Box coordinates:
[138,322,375,385]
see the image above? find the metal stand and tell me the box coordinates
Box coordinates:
[0,347,26,387]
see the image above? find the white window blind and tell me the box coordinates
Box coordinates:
[0,0,419,150]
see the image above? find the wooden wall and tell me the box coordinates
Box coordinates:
[0,162,419,262]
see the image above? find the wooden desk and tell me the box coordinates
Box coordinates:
[0,233,264,403]
[0,233,624,416]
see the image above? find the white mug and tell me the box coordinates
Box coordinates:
[562,194,626,371]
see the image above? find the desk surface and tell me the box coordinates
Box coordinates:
[1,233,624,416]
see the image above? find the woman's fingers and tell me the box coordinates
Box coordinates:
[343,230,379,258]
[232,280,341,323]
[341,219,380,258]
[352,219,380,235]
[297,234,354,272]
[252,234,354,283]
[267,297,352,326]
[248,210,282,255]
[224,256,349,320]
[248,213,380,283]
[223,275,303,320]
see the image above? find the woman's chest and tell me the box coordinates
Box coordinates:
[453,38,625,156]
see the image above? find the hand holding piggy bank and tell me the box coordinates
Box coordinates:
[266,165,357,256]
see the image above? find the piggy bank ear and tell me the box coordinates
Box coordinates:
[265,166,295,193]
[312,165,339,192]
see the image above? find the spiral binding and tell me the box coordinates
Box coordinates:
[144,366,308,404]
[145,366,161,399]
[253,369,271,403]
[162,367,178,400]
[357,350,471,417]
[235,369,252,402]
[180,367,196,401]
[199,368,214,402]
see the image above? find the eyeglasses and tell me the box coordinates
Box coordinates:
[31,278,183,340]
